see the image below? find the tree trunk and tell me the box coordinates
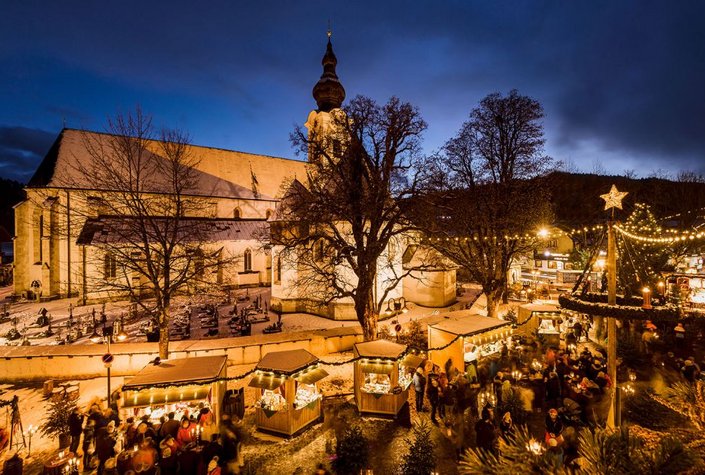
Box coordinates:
[361,308,378,341]
[158,308,170,360]
[485,287,503,319]
[357,285,378,341]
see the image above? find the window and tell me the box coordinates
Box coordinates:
[547,260,557,269]
[104,252,117,279]
[233,207,241,219]
[535,260,543,268]
[274,255,281,284]
[33,210,43,264]
[265,209,273,220]
[244,249,252,272]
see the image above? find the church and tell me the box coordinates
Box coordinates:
[13,37,456,320]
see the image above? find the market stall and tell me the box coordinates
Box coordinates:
[353,340,423,416]
[516,303,562,346]
[119,355,226,433]
[427,312,513,375]
[249,349,328,437]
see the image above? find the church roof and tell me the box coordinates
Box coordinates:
[28,129,307,200]
[76,216,269,245]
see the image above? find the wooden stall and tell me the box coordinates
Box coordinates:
[119,355,227,430]
[427,312,513,374]
[516,303,562,346]
[249,349,328,437]
[353,340,423,416]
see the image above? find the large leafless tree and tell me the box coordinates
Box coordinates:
[72,109,231,359]
[273,96,429,340]
[417,90,554,318]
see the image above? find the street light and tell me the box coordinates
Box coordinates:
[91,315,127,403]
[384,297,408,316]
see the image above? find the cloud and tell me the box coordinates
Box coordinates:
[0,126,55,182]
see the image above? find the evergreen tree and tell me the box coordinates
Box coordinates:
[332,425,369,475]
[400,421,436,475]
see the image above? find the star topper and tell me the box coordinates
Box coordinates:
[600,184,628,211]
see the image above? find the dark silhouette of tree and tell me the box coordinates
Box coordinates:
[417,90,554,318]
[274,96,428,341]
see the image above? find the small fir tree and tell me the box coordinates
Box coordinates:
[40,394,77,443]
[400,421,436,475]
[332,425,369,475]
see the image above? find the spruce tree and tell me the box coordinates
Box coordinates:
[400,421,436,475]
[332,425,369,475]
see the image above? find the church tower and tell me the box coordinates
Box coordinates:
[305,32,346,162]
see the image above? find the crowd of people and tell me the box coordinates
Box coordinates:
[67,403,243,474]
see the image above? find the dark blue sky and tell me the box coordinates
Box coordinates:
[1,1,704,183]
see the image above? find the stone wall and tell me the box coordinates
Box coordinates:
[0,326,363,382]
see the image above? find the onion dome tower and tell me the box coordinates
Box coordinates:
[312,32,345,112]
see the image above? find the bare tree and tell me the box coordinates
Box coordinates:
[69,109,232,359]
[273,96,429,341]
[417,90,554,318]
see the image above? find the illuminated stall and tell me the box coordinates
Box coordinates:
[427,312,513,374]
[119,355,227,430]
[353,340,424,416]
[516,303,562,346]
[249,349,328,437]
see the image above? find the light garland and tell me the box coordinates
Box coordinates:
[615,224,705,244]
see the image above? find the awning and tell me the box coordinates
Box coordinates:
[294,367,329,385]
[360,362,394,374]
[248,374,285,390]
[401,354,425,369]
[122,386,210,409]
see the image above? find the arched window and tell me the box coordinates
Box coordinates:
[233,207,241,219]
[265,209,273,220]
[244,249,252,272]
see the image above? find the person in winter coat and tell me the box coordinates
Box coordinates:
[95,423,117,475]
[82,419,96,471]
[499,411,514,441]
[68,407,84,454]
[474,406,497,454]
[544,408,564,445]
[545,372,562,409]
[158,436,179,475]
[412,367,427,412]
[207,456,222,475]
[159,412,180,440]
[177,417,196,447]
[427,375,441,424]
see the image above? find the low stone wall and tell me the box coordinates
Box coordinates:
[0,327,363,382]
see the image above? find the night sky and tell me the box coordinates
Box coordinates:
[1,1,704,183]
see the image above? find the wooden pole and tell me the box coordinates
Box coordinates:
[607,220,618,428]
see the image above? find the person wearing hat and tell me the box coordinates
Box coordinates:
[682,359,700,382]
[208,456,222,475]
[545,408,564,446]
[474,405,497,454]
[159,435,178,474]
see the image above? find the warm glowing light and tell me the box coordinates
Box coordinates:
[537,228,549,239]
[526,438,544,455]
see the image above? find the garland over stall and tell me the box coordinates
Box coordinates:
[249,349,328,437]
[119,355,227,434]
[427,312,513,376]
[353,340,423,417]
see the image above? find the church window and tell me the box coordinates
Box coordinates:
[266,209,273,220]
[33,210,43,264]
[244,249,252,272]
[233,207,241,219]
[104,252,117,280]
[274,255,281,284]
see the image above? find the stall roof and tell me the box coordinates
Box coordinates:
[520,303,561,314]
[428,315,510,337]
[355,339,407,359]
[123,355,227,390]
[256,349,319,375]
[249,373,284,390]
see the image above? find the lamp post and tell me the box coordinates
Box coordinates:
[90,316,127,403]
[384,297,408,317]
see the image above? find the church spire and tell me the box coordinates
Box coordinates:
[312,31,345,112]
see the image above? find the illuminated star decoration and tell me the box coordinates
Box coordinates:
[600,184,629,211]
